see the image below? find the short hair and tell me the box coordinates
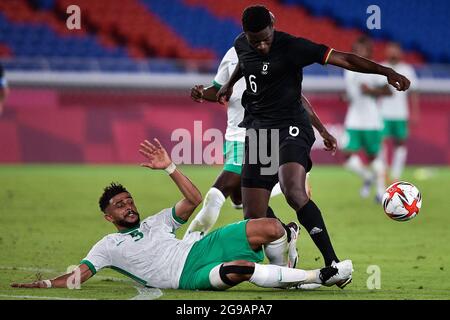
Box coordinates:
[99,182,129,213]
[352,35,372,51]
[242,5,272,32]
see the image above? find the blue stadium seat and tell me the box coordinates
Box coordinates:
[141,0,241,58]
[282,0,450,63]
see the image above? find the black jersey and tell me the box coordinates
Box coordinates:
[234,31,330,129]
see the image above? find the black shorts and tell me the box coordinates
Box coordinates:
[242,125,315,191]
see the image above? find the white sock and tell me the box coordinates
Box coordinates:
[249,263,320,288]
[183,187,225,239]
[345,155,372,181]
[371,157,386,197]
[391,146,407,180]
[270,183,283,198]
[264,232,288,266]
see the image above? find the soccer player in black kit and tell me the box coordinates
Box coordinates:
[217,5,410,288]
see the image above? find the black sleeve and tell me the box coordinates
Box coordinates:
[289,37,330,67]
[233,33,246,54]
[0,64,3,78]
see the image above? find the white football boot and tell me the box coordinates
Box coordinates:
[320,260,353,288]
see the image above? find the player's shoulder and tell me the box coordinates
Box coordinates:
[234,32,247,47]
[223,47,238,62]
[142,207,173,223]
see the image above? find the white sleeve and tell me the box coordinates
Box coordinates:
[81,238,111,275]
[344,71,359,102]
[373,74,388,87]
[406,65,419,91]
[144,207,187,232]
[213,48,236,88]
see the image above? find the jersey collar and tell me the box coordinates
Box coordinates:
[119,225,140,234]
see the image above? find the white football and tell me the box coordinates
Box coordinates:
[382,181,422,222]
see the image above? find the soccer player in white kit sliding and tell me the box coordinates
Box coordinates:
[379,42,419,181]
[342,36,392,202]
[11,138,352,291]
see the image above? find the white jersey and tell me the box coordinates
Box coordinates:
[379,61,418,120]
[81,208,199,289]
[214,47,246,142]
[344,70,386,130]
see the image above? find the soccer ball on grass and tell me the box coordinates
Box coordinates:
[382,181,422,222]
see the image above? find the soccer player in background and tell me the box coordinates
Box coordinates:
[379,42,419,181]
[216,5,410,286]
[11,138,352,291]
[0,63,9,116]
[342,36,392,202]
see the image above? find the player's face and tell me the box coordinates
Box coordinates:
[245,25,274,55]
[353,43,372,59]
[105,192,140,228]
[386,44,402,63]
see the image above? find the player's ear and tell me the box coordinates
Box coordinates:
[103,213,114,223]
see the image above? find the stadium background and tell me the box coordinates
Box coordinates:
[1,0,450,164]
[1,0,449,300]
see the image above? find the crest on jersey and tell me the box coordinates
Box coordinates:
[261,62,270,75]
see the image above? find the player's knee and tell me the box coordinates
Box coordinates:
[209,261,255,289]
[263,218,285,241]
[283,187,309,210]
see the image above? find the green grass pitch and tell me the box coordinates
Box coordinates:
[0,165,449,300]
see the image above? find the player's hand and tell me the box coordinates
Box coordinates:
[321,130,337,155]
[386,69,410,91]
[11,281,48,288]
[190,85,205,102]
[139,138,172,170]
[216,83,233,105]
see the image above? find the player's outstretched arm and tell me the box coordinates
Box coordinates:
[139,139,202,222]
[11,264,93,289]
[190,85,219,103]
[301,94,337,154]
[327,50,410,91]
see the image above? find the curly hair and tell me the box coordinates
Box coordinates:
[242,5,272,32]
[99,182,129,213]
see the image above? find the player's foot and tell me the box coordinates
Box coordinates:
[320,260,353,288]
[286,222,300,268]
[360,178,374,198]
[374,193,383,204]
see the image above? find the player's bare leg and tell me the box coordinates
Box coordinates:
[242,187,270,219]
[271,173,311,198]
[184,170,241,237]
[230,181,243,209]
[343,152,374,198]
[391,139,407,181]
[367,154,386,203]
